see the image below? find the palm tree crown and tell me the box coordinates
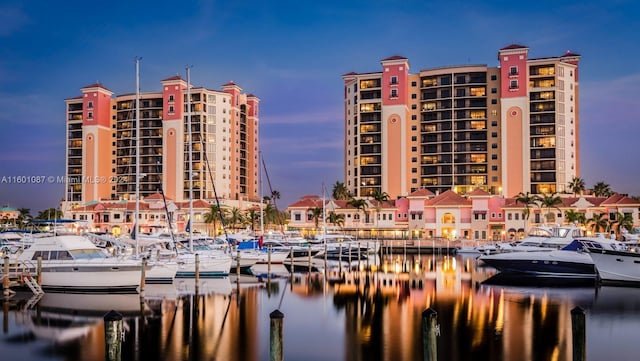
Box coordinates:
[568,176,586,196]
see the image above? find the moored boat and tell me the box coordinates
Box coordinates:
[13,233,144,293]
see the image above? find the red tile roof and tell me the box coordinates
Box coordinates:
[561,50,581,57]
[407,188,435,197]
[466,188,491,197]
[500,43,528,51]
[381,55,408,61]
[425,190,471,206]
[81,83,111,91]
[162,75,183,82]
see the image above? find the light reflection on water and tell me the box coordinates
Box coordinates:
[2,254,640,360]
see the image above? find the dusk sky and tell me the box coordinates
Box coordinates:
[1,0,639,213]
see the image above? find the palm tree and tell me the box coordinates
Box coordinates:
[308,207,323,229]
[204,205,226,236]
[592,182,613,197]
[332,181,351,200]
[347,198,368,228]
[587,213,609,233]
[568,176,586,196]
[270,190,281,202]
[612,212,634,236]
[514,192,539,230]
[36,207,63,220]
[17,208,31,229]
[326,212,345,230]
[226,207,244,231]
[263,203,279,229]
[564,209,586,226]
[539,192,563,223]
[245,208,260,232]
[370,189,390,228]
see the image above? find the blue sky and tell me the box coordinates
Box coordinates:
[1,0,639,213]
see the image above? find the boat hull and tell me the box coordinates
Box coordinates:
[588,248,640,285]
[480,251,596,279]
[37,263,142,293]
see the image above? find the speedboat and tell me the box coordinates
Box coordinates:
[479,236,625,280]
[585,244,640,285]
[13,233,144,293]
[492,225,585,254]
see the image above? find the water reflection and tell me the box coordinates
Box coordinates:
[2,254,640,360]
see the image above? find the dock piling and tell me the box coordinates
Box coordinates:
[139,259,146,297]
[270,309,284,361]
[422,308,439,361]
[236,249,241,277]
[3,257,9,298]
[195,253,200,294]
[104,310,124,361]
[571,306,586,361]
[36,256,42,286]
[290,247,294,273]
[267,245,272,278]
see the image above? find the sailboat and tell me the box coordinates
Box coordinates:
[148,66,231,279]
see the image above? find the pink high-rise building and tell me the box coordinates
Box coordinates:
[63,77,259,208]
[342,44,580,198]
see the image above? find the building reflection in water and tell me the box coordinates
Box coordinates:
[327,254,581,361]
[7,255,640,361]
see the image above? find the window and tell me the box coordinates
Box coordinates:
[510,66,518,75]
[491,165,498,171]
[491,75,497,81]
[169,105,175,113]
[510,80,518,89]
[168,94,175,102]
[411,104,417,110]
[390,89,398,98]
[390,76,398,84]
[411,115,417,120]
[411,81,417,87]
[411,93,417,99]
[87,101,93,108]
[294,213,301,221]
[491,88,497,94]
[491,143,498,149]
[87,111,93,119]
[491,132,498,138]
[491,99,497,104]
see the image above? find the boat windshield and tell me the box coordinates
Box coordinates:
[69,249,108,259]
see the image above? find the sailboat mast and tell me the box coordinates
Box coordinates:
[259,151,264,236]
[186,66,194,252]
[134,56,141,257]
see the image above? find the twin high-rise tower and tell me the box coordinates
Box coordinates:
[63,77,259,208]
[64,43,580,211]
[343,44,580,199]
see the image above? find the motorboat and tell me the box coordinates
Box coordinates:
[13,233,144,293]
[310,233,380,255]
[488,225,585,254]
[479,236,626,280]
[585,244,640,285]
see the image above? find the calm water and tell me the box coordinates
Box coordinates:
[2,254,640,361]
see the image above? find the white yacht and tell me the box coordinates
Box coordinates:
[13,233,144,293]
[586,244,640,285]
[479,236,625,280]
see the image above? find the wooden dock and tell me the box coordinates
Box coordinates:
[380,239,459,255]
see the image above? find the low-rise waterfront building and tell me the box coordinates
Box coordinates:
[286,190,640,241]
